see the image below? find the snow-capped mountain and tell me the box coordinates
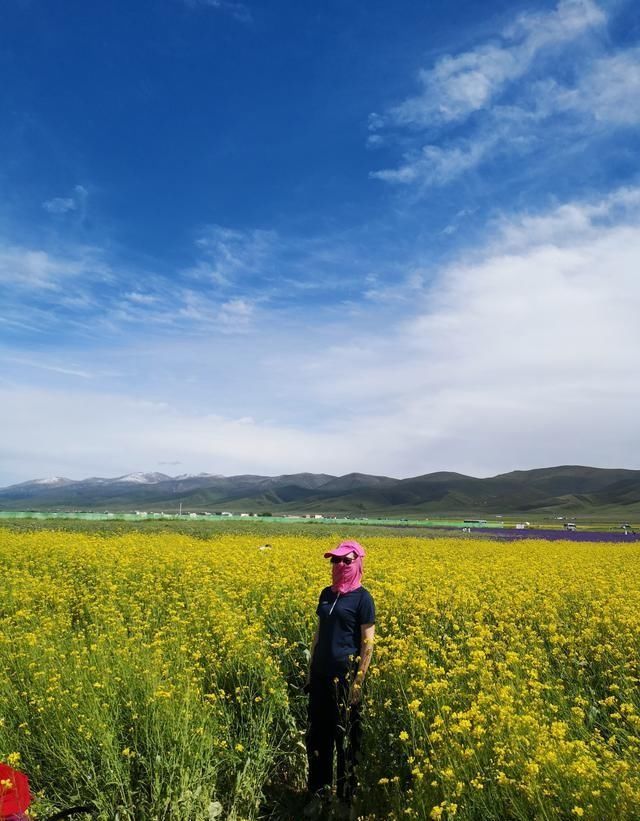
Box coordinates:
[113,472,172,484]
[174,472,223,480]
[0,470,338,502]
[9,476,74,489]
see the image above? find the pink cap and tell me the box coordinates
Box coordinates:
[323,540,365,559]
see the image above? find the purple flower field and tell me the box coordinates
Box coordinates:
[477,527,640,542]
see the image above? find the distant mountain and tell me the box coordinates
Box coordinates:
[9,476,75,489]
[1,466,639,515]
[317,473,400,494]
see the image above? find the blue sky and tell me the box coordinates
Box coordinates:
[1,0,639,483]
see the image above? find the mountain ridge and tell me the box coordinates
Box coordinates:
[1,465,639,516]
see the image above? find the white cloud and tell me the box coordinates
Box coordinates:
[363,269,426,303]
[0,356,93,379]
[494,188,640,250]
[187,224,277,286]
[0,220,371,344]
[378,0,604,129]
[0,388,348,485]
[42,197,76,215]
[42,185,88,215]
[125,291,159,305]
[373,46,640,186]
[0,243,109,291]
[547,48,640,125]
[162,290,257,333]
[0,230,268,337]
[3,188,639,482]
[300,187,640,472]
[506,0,604,49]
[371,135,498,186]
[369,0,640,187]
[217,298,254,332]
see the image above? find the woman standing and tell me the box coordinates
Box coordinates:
[303,541,375,820]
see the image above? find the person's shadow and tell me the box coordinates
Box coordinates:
[260,784,360,820]
[259,782,314,819]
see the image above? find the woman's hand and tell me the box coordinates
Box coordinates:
[349,678,363,705]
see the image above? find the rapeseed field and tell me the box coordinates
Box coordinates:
[2,531,640,820]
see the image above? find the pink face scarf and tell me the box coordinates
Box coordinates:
[330,546,364,594]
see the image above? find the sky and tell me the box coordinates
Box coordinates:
[1,0,639,485]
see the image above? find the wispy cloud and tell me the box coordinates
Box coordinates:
[542,47,640,125]
[182,0,252,24]
[217,298,254,332]
[0,225,275,339]
[368,0,640,188]
[124,291,159,305]
[182,222,392,309]
[371,135,499,185]
[373,0,604,130]
[42,185,88,216]
[0,355,94,379]
[42,197,76,215]
[0,242,109,291]
[172,291,257,334]
[187,225,277,286]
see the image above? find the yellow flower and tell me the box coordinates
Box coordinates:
[5,752,21,768]
[4,528,640,818]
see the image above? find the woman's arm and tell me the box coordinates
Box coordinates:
[305,624,319,686]
[352,623,375,703]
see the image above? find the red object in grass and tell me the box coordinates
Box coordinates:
[0,763,32,818]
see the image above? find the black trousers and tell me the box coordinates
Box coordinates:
[306,670,363,801]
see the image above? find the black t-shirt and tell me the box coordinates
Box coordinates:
[311,585,376,676]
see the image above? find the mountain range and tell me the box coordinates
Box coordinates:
[1,466,639,516]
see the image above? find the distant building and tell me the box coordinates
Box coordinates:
[564,522,577,531]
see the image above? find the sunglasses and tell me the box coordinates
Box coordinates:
[330,555,355,565]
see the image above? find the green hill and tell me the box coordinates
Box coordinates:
[1,465,639,516]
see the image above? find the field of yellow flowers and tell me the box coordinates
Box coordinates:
[3,529,640,820]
